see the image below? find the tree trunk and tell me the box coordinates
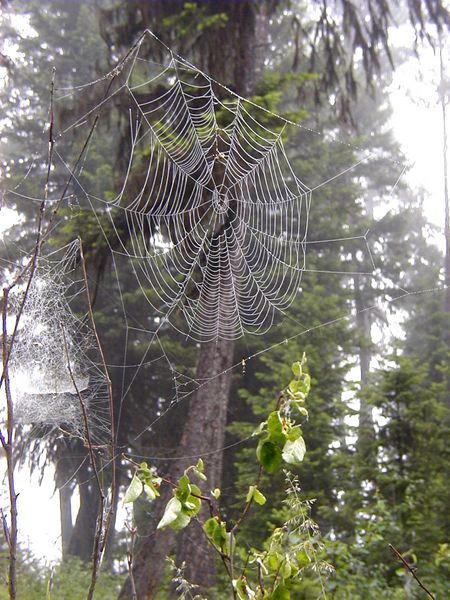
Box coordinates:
[117,3,273,597]
[119,338,235,599]
[439,43,450,320]
[354,277,376,473]
[59,485,73,560]
[66,457,101,561]
[176,337,235,588]
[55,443,75,560]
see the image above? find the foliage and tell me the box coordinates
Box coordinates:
[123,354,450,600]
[253,358,310,474]
[0,554,123,600]
[1,1,450,599]
[124,361,334,599]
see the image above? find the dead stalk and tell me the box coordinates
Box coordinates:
[0,39,139,599]
[125,521,138,600]
[389,544,436,600]
[0,36,143,600]
[0,68,56,600]
[61,325,106,600]
[1,289,18,600]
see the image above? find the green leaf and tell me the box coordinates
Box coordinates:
[287,425,302,441]
[256,439,282,473]
[295,406,308,417]
[143,482,159,501]
[268,583,290,599]
[281,557,292,578]
[282,437,306,465]
[289,379,299,394]
[252,421,266,437]
[303,373,311,392]
[266,551,281,572]
[123,473,143,504]
[168,509,191,531]
[204,517,229,554]
[190,483,201,497]
[211,488,221,499]
[246,485,266,505]
[140,466,152,478]
[194,469,207,481]
[157,497,182,529]
[296,549,311,566]
[267,411,286,443]
[196,458,204,472]
[178,474,191,492]
[183,493,201,516]
[204,517,220,539]
[233,577,249,600]
[292,361,302,377]
[253,487,266,505]
[176,474,192,502]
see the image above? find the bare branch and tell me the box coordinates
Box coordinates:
[125,521,138,600]
[388,544,436,600]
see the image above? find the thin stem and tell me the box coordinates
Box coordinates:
[284,471,328,599]
[0,36,142,600]
[231,465,262,535]
[2,288,18,600]
[0,38,141,387]
[0,66,57,600]
[78,240,116,558]
[0,69,55,389]
[388,544,436,600]
[239,550,251,580]
[61,326,104,600]
[197,521,235,597]
[125,522,138,600]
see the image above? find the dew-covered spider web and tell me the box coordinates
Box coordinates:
[2,28,442,457]
[52,30,375,344]
[2,29,449,573]
[7,242,111,444]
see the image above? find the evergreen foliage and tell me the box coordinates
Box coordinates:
[0,1,449,598]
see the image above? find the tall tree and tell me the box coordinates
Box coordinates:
[0,0,114,562]
[2,2,450,599]
[439,40,450,364]
[100,2,281,596]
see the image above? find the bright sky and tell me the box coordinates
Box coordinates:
[390,44,446,233]
[1,22,448,565]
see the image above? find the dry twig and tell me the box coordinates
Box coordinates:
[388,544,436,600]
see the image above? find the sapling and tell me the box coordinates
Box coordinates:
[124,357,330,599]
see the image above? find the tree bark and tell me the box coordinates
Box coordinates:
[66,457,100,561]
[55,445,75,561]
[59,486,73,560]
[354,276,376,472]
[119,338,235,599]
[175,337,235,588]
[439,43,450,320]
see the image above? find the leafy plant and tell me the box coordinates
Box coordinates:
[253,358,310,474]
[124,358,331,599]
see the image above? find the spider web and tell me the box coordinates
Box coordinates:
[1,30,423,451]
[54,31,373,343]
[2,30,447,564]
[7,241,111,444]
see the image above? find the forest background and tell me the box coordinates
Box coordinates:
[0,1,449,599]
